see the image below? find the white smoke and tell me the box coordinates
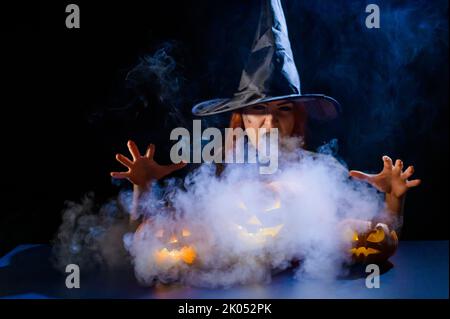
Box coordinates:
[52,193,133,272]
[53,138,383,288]
[121,138,383,288]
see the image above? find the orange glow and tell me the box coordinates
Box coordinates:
[154,246,197,264]
[182,229,191,237]
[349,247,380,256]
[367,228,385,243]
[168,235,179,244]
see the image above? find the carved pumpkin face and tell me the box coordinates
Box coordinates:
[135,221,197,266]
[350,223,398,264]
[234,181,284,244]
[153,228,197,265]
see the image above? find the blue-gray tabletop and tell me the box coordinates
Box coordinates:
[0,241,448,299]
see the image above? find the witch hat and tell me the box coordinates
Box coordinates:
[192,0,340,120]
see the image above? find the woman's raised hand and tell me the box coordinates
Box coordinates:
[110,140,186,189]
[349,155,421,198]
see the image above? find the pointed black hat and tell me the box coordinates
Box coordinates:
[192,0,340,120]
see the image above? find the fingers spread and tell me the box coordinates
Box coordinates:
[406,179,421,188]
[401,165,414,180]
[145,143,155,159]
[382,156,393,170]
[110,172,129,179]
[393,159,403,176]
[127,140,141,160]
[349,170,373,182]
[116,153,133,168]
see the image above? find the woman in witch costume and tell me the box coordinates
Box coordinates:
[110,0,420,264]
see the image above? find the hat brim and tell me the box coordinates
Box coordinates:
[192,94,341,120]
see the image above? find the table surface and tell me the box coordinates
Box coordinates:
[0,241,448,299]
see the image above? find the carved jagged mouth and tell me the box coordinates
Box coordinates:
[350,247,380,257]
[154,246,197,264]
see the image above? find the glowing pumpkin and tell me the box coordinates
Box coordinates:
[135,222,197,266]
[234,181,284,244]
[349,222,398,264]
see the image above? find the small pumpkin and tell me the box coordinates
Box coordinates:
[135,221,197,265]
[349,222,398,264]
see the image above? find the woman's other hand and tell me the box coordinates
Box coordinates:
[110,140,187,191]
[349,155,421,199]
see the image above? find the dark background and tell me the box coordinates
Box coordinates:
[0,0,448,257]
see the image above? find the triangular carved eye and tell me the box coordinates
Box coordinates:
[367,228,386,243]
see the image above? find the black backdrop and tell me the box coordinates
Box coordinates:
[0,0,448,256]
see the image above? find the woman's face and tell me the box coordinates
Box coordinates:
[242,100,295,148]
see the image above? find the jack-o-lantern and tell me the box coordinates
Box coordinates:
[349,222,398,264]
[135,221,197,266]
[234,181,284,244]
